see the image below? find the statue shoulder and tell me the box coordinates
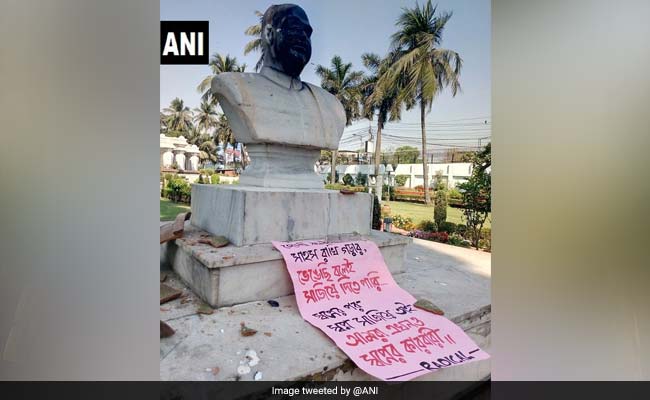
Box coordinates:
[211,72,262,105]
[304,83,346,123]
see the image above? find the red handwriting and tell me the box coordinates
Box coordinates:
[360,343,407,366]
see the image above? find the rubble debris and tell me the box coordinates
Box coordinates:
[160,320,175,338]
[414,299,445,315]
[210,367,220,376]
[245,349,260,367]
[263,332,272,337]
[254,371,262,380]
[267,300,280,307]
[237,365,251,375]
[198,235,230,249]
[197,303,214,315]
[160,212,191,244]
[160,283,182,304]
[240,322,257,337]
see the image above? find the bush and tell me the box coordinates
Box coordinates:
[392,214,415,231]
[438,221,457,234]
[417,220,437,232]
[372,195,381,230]
[434,190,447,227]
[414,185,424,192]
[165,175,191,203]
[324,183,366,192]
[455,224,468,237]
[210,173,220,184]
[356,172,367,186]
[394,175,409,187]
[448,188,462,200]
[409,230,449,243]
[342,173,354,186]
[448,233,471,247]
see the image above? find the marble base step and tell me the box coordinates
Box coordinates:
[161,224,411,308]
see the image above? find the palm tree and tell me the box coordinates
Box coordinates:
[315,55,365,184]
[163,98,193,133]
[193,100,219,134]
[244,10,265,72]
[361,52,405,194]
[197,53,246,104]
[381,0,462,204]
[214,114,235,147]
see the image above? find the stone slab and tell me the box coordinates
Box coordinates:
[161,224,411,308]
[160,238,491,381]
[190,184,372,246]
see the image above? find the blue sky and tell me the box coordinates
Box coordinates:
[161,0,490,151]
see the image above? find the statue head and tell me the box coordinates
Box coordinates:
[261,4,312,78]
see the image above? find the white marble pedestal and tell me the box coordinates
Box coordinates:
[190,184,373,246]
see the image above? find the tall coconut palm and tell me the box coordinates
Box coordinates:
[361,52,405,194]
[381,0,462,204]
[197,53,246,104]
[193,100,219,134]
[214,114,234,146]
[315,55,365,184]
[244,10,265,72]
[163,98,193,133]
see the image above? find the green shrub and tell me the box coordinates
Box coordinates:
[342,173,354,186]
[210,173,220,184]
[355,172,367,186]
[434,190,447,227]
[455,224,468,237]
[392,214,415,231]
[165,176,191,203]
[448,233,471,247]
[448,188,462,200]
[372,195,381,230]
[438,221,457,234]
[417,220,437,232]
[394,175,408,187]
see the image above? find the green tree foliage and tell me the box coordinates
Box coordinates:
[243,10,265,71]
[394,175,409,187]
[162,98,193,133]
[458,143,491,249]
[392,146,420,164]
[380,0,462,204]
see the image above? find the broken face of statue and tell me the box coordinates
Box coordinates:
[268,6,313,78]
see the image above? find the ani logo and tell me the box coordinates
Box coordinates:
[160,21,209,65]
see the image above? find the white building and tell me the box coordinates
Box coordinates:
[160,134,200,172]
[319,162,476,188]
[394,163,474,188]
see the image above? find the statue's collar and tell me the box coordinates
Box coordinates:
[260,66,304,91]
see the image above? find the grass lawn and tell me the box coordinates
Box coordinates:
[160,198,190,221]
[384,200,491,228]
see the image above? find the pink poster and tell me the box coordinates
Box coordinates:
[272,239,490,381]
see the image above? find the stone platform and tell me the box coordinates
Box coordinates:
[161,224,411,308]
[160,237,491,382]
[190,185,373,246]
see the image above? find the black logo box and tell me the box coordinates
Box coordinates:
[161,21,209,65]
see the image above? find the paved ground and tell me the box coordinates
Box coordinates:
[160,233,491,382]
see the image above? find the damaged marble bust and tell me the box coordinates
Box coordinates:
[211,4,346,189]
